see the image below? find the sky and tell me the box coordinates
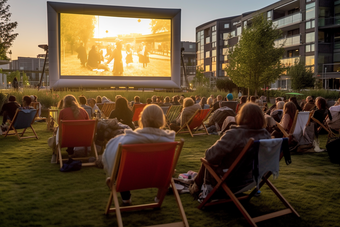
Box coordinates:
[8,0,277,59]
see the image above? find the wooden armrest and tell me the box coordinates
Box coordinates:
[200,158,218,167]
[276,122,289,138]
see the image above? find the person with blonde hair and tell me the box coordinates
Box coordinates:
[102,104,175,205]
[303,96,315,111]
[170,97,201,131]
[270,101,285,122]
[190,103,271,196]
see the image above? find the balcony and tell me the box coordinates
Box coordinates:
[274,35,300,48]
[280,57,299,68]
[319,16,340,27]
[273,12,302,29]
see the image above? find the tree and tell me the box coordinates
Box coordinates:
[60,14,96,54]
[150,19,170,33]
[22,72,29,87]
[6,70,19,86]
[288,60,315,90]
[192,67,209,88]
[224,14,285,96]
[216,78,237,92]
[0,0,18,60]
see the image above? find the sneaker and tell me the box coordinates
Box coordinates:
[51,154,57,163]
[254,190,261,197]
[122,198,132,206]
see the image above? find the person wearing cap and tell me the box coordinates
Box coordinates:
[226,93,233,101]
[0,95,21,128]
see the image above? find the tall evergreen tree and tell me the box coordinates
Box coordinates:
[225,14,285,96]
[0,0,18,60]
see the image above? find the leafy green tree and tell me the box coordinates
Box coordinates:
[192,67,209,87]
[22,72,29,87]
[7,70,19,85]
[216,78,237,92]
[225,14,285,96]
[288,60,315,90]
[0,0,18,60]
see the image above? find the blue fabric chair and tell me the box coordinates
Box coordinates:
[3,108,38,140]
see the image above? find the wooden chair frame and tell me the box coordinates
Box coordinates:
[102,103,116,118]
[105,139,189,227]
[198,138,299,227]
[275,110,300,138]
[311,116,337,139]
[176,109,212,137]
[57,120,99,168]
[47,107,59,131]
[3,108,38,140]
[165,105,183,128]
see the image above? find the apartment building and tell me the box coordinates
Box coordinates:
[11,57,47,86]
[181,41,196,87]
[196,0,340,89]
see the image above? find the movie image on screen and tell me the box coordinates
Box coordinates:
[60,13,171,77]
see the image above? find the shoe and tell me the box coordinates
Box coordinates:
[254,190,261,197]
[313,140,325,152]
[51,154,57,163]
[122,198,132,206]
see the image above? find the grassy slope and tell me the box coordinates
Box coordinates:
[0,119,339,227]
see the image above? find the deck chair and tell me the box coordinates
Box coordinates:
[47,106,60,130]
[97,103,104,111]
[57,120,98,168]
[275,110,299,138]
[311,116,337,140]
[165,105,183,128]
[3,108,38,140]
[132,104,147,122]
[198,138,299,227]
[176,109,212,137]
[102,103,115,118]
[105,139,189,227]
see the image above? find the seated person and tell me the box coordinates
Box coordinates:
[109,97,135,130]
[96,96,102,104]
[302,96,315,111]
[271,102,297,138]
[30,95,42,116]
[199,97,210,109]
[22,96,34,109]
[313,97,332,152]
[236,96,247,113]
[58,95,89,155]
[250,96,256,103]
[189,103,271,196]
[1,95,20,129]
[151,95,158,104]
[170,98,201,131]
[270,101,285,122]
[207,105,235,131]
[131,96,142,106]
[102,104,176,205]
[163,96,172,106]
[146,98,152,104]
[289,96,302,112]
[212,95,223,112]
[101,96,112,104]
[79,96,92,117]
[207,96,213,108]
[171,96,180,105]
[327,99,340,132]
[265,97,282,115]
[88,98,100,116]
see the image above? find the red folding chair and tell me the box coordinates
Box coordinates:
[105,139,189,227]
[57,120,98,168]
[176,109,212,137]
[132,104,147,122]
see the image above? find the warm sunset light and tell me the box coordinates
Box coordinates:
[59,13,171,77]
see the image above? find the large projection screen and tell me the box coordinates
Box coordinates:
[47,2,181,89]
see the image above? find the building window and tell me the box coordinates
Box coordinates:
[205,51,210,58]
[230,30,236,37]
[224,40,228,46]
[306,32,315,43]
[267,11,272,20]
[212,63,216,72]
[212,25,216,32]
[212,42,216,48]
[224,23,229,29]
[306,2,315,20]
[223,33,230,40]
[223,48,229,55]
[243,21,247,29]
[212,32,216,43]
[224,55,228,61]
[237,26,242,36]
[189,44,194,49]
[305,56,315,66]
[205,65,210,72]
[212,57,216,62]
[206,37,210,44]
[306,20,315,29]
[212,49,216,57]
[306,44,315,52]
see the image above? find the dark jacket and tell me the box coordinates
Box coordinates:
[205,125,271,189]
[109,109,135,130]
[0,101,21,119]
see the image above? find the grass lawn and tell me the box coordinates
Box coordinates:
[0,118,339,227]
